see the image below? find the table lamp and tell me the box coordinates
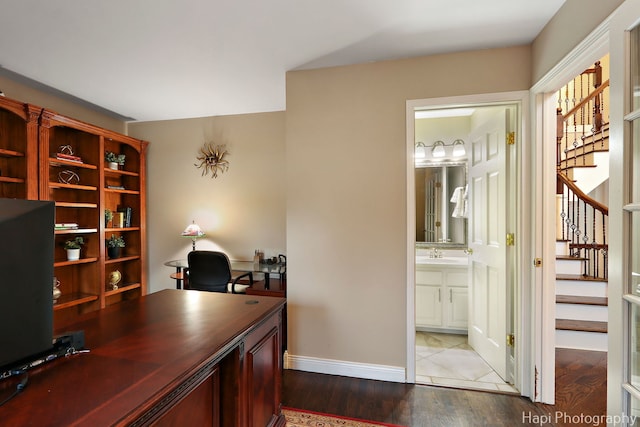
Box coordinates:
[181,220,205,251]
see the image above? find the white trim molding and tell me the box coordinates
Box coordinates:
[406,90,530,396]
[528,12,611,405]
[285,352,406,383]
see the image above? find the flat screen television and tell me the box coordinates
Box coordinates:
[0,198,55,371]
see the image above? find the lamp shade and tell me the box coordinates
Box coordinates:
[431,141,446,158]
[182,221,205,251]
[452,139,466,157]
[182,221,205,237]
[415,142,426,159]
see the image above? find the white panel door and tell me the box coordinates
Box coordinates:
[468,107,509,380]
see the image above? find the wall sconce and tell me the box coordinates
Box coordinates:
[181,220,205,251]
[415,139,466,159]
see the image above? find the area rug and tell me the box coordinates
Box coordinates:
[282,407,406,427]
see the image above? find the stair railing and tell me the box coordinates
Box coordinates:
[556,61,610,172]
[557,172,608,279]
[555,61,609,280]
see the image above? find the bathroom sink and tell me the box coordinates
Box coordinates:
[416,256,468,266]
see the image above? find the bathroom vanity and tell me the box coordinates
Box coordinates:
[415,255,468,333]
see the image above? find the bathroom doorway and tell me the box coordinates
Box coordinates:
[406,92,530,395]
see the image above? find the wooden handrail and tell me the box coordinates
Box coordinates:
[562,79,609,121]
[557,171,608,215]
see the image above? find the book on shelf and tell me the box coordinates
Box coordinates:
[117,206,132,228]
[107,185,125,190]
[55,223,79,230]
[113,212,124,228]
[55,153,83,163]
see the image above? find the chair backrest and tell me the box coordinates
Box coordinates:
[187,250,232,293]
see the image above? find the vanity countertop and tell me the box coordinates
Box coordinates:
[416,250,469,266]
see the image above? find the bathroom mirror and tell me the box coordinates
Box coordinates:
[415,162,467,248]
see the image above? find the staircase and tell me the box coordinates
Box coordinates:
[554,58,609,352]
[555,240,608,351]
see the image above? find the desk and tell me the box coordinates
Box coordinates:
[1,290,286,426]
[232,261,286,290]
[165,259,286,290]
[163,259,187,289]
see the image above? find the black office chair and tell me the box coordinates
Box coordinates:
[184,250,253,293]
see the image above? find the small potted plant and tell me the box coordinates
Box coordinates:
[105,151,126,170]
[64,236,84,261]
[105,208,113,227]
[107,234,125,259]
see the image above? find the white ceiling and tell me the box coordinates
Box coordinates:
[0,0,565,122]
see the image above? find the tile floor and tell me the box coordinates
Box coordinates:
[415,331,518,394]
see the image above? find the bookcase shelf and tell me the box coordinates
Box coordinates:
[105,188,140,195]
[50,182,98,191]
[53,293,100,310]
[104,282,141,297]
[50,158,97,169]
[105,255,140,265]
[104,168,139,177]
[0,176,25,184]
[55,228,98,235]
[105,226,141,232]
[54,257,100,269]
[0,148,25,157]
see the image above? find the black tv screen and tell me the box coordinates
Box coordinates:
[0,198,54,371]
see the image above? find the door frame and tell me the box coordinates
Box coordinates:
[406,91,529,395]
[529,19,610,404]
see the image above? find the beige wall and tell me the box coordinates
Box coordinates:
[0,0,622,378]
[285,46,531,369]
[128,112,286,292]
[0,75,125,133]
[531,0,623,84]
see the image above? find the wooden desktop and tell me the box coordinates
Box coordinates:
[0,289,286,426]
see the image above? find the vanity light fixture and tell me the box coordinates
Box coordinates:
[415,139,466,160]
[431,140,446,158]
[452,139,466,157]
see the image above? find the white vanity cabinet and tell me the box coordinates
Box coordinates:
[416,264,468,332]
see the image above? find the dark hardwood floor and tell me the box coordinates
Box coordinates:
[282,348,607,426]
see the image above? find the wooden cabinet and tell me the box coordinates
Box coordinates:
[36,109,148,329]
[416,265,468,332]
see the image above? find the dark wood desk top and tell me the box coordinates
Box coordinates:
[0,289,286,426]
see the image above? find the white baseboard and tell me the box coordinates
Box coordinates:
[284,352,406,383]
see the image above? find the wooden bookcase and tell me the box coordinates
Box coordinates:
[0,96,40,200]
[36,109,148,330]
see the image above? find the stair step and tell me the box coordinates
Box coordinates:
[556,273,607,283]
[556,319,608,333]
[556,240,570,256]
[562,140,609,161]
[560,164,597,173]
[562,125,609,158]
[556,256,586,275]
[559,153,600,170]
[556,295,608,306]
[555,330,608,351]
[556,279,607,298]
